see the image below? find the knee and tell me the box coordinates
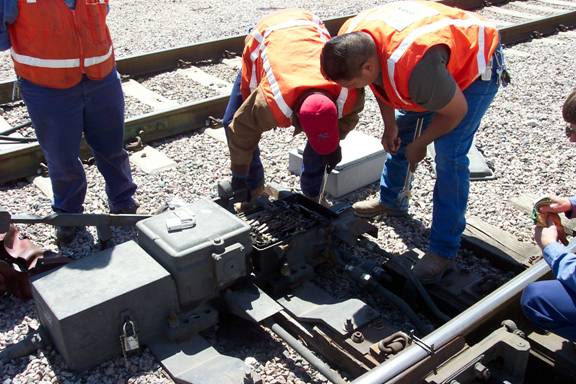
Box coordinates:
[521,283,552,326]
[435,151,470,172]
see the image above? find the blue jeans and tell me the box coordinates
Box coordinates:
[379,45,504,259]
[521,280,576,342]
[19,70,137,214]
[224,73,325,196]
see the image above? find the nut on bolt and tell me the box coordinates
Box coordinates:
[473,362,491,381]
[344,318,354,333]
[351,331,364,343]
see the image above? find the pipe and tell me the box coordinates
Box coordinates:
[0,326,50,362]
[352,259,549,384]
[267,321,348,384]
[0,120,32,137]
[343,265,432,336]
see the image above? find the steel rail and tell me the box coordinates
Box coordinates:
[0,0,509,105]
[351,259,550,384]
[1,10,575,183]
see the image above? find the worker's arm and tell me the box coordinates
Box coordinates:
[0,0,18,50]
[542,242,576,292]
[337,88,365,140]
[378,97,401,153]
[227,86,277,176]
[535,220,576,292]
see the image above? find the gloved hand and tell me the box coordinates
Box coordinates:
[231,176,250,202]
[322,146,342,173]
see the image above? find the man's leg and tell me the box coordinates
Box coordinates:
[300,142,324,198]
[353,110,432,217]
[522,280,576,342]
[82,70,137,213]
[19,78,86,214]
[223,72,264,191]
[430,71,500,259]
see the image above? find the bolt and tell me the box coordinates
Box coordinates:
[351,331,364,343]
[473,362,491,381]
[280,262,291,277]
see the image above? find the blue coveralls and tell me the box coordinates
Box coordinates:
[223,73,326,197]
[521,198,576,341]
[1,0,137,214]
[379,45,505,259]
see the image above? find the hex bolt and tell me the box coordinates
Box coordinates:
[351,331,364,343]
[473,362,491,381]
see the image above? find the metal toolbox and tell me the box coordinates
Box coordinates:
[288,131,387,198]
[31,241,178,371]
[136,199,252,308]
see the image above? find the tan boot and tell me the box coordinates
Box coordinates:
[352,198,407,218]
[413,252,455,284]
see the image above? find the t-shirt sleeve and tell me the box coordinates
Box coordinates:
[408,45,457,111]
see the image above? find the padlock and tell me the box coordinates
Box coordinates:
[120,320,140,354]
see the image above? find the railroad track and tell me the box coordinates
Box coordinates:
[1,2,576,383]
[0,0,575,183]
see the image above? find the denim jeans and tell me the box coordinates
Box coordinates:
[224,72,325,196]
[379,45,505,259]
[19,69,137,213]
[521,280,576,342]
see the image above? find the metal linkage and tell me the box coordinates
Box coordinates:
[240,200,327,248]
[352,259,550,384]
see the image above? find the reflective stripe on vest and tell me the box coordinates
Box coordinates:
[11,45,113,69]
[387,18,491,105]
[247,17,336,120]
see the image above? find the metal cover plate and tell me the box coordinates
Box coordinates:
[278,282,379,335]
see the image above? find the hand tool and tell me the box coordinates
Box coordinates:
[398,117,424,201]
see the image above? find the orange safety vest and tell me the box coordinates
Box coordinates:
[8,0,115,89]
[241,9,360,127]
[340,0,499,111]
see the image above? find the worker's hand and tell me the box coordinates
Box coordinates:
[538,196,572,214]
[322,146,342,173]
[405,141,427,171]
[231,176,250,202]
[381,124,400,154]
[534,217,559,249]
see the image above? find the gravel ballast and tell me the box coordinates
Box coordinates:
[1,2,576,383]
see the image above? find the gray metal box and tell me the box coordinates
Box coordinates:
[31,241,178,371]
[288,131,387,198]
[136,199,252,308]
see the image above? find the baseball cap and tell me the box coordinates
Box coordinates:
[298,93,339,155]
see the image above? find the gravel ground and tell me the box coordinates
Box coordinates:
[1,1,576,383]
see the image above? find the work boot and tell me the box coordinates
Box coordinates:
[412,252,455,284]
[55,226,83,246]
[234,185,268,213]
[352,198,407,218]
[110,200,141,215]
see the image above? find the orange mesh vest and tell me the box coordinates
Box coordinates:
[8,0,115,89]
[340,0,499,111]
[241,9,359,127]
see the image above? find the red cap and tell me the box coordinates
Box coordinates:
[298,93,339,155]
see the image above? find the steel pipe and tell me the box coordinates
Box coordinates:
[352,259,550,384]
[267,321,348,384]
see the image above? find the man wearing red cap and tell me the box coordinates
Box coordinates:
[224,9,364,203]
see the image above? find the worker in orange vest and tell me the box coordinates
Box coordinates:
[224,9,364,205]
[1,0,138,244]
[321,1,509,282]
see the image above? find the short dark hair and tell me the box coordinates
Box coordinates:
[321,32,376,82]
[563,88,576,124]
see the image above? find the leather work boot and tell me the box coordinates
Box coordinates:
[234,184,268,213]
[352,198,407,218]
[413,252,455,284]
